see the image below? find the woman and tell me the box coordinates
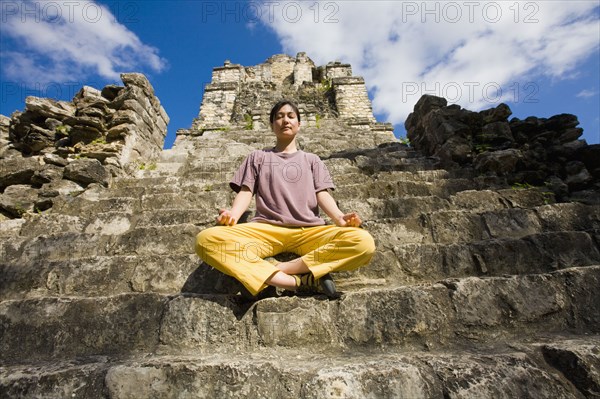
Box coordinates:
[195,100,375,298]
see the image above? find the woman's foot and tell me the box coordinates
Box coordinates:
[294,273,339,299]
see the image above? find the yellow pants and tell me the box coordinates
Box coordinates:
[195,222,376,295]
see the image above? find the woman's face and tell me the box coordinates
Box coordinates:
[271,104,300,139]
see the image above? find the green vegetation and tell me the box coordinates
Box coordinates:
[474,143,491,153]
[14,205,27,216]
[244,114,253,130]
[319,78,332,92]
[541,191,554,205]
[398,136,410,145]
[139,162,157,171]
[315,114,322,129]
[511,182,534,190]
[55,124,71,136]
[91,137,107,145]
[511,181,555,204]
[474,133,494,153]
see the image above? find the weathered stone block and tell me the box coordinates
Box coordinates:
[482,208,542,239]
[425,353,578,398]
[255,297,340,347]
[0,362,109,398]
[159,295,257,351]
[479,103,512,124]
[63,158,109,187]
[338,285,452,348]
[24,96,75,120]
[0,184,39,216]
[474,149,522,174]
[31,164,63,185]
[0,294,167,362]
[0,156,40,189]
[542,340,600,397]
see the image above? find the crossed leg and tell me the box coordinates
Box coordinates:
[195,222,375,296]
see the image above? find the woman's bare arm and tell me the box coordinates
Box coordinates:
[217,186,253,226]
[316,190,362,227]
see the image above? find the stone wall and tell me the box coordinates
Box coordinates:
[211,61,245,83]
[406,94,599,203]
[324,61,353,79]
[332,77,377,127]
[268,54,297,85]
[0,115,10,149]
[195,82,239,129]
[293,52,315,87]
[189,53,383,134]
[0,73,169,217]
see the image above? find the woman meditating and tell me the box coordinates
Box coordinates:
[195,100,375,298]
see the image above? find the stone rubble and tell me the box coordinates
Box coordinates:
[406,94,600,203]
[0,73,168,217]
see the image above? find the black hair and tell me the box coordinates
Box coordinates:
[269,100,301,124]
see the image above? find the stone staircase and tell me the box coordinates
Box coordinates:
[1,120,599,398]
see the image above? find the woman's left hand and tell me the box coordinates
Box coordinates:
[336,212,362,227]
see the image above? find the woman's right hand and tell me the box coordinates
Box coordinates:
[216,209,237,226]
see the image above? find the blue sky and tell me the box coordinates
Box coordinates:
[1,0,599,149]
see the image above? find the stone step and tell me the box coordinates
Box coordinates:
[157,147,190,163]
[112,165,462,191]
[107,163,508,197]
[158,265,600,354]
[0,293,168,365]
[0,254,199,300]
[181,155,439,178]
[359,230,600,287]
[216,129,397,148]
[12,207,221,238]
[50,195,140,217]
[364,203,600,245]
[14,193,596,243]
[1,224,201,263]
[100,179,231,199]
[339,187,555,220]
[163,147,439,179]
[5,219,596,286]
[1,266,598,364]
[46,189,233,219]
[0,222,600,297]
[106,173,471,199]
[134,161,184,178]
[106,153,462,194]
[42,186,545,227]
[41,171,548,223]
[3,229,599,300]
[334,175,551,202]
[111,175,176,189]
[3,335,596,398]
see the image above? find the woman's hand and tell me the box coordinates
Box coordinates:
[335,212,362,227]
[216,209,237,226]
[317,191,362,228]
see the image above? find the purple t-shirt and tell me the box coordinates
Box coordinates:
[230,149,335,226]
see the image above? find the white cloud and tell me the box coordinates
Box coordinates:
[259,0,600,125]
[577,89,598,98]
[0,0,167,86]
